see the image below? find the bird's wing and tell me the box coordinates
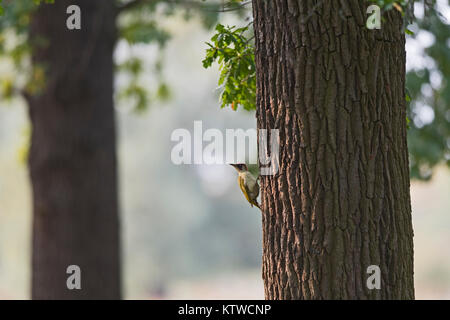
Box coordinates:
[252,177,260,199]
[238,175,253,204]
[246,173,259,200]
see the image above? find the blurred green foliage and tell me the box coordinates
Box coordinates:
[406,5,450,180]
[0,0,224,112]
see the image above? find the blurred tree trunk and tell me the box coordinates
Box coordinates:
[28,0,120,299]
[253,0,414,299]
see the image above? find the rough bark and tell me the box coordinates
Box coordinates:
[28,0,121,299]
[253,0,414,299]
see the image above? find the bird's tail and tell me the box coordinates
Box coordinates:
[252,200,261,210]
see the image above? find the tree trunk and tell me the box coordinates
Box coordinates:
[253,0,414,299]
[28,0,121,299]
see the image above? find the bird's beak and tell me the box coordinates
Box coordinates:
[230,164,239,170]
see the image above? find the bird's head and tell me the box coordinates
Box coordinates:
[230,163,248,172]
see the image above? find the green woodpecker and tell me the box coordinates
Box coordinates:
[230,164,261,210]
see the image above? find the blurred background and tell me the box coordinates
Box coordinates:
[0,3,449,299]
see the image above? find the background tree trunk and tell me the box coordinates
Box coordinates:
[28,0,120,299]
[253,0,414,299]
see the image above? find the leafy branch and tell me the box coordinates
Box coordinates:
[202,23,255,111]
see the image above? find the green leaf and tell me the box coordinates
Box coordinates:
[405,28,414,36]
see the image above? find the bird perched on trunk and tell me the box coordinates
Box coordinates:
[230,163,261,210]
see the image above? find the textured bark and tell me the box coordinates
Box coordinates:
[253,0,414,299]
[28,0,121,299]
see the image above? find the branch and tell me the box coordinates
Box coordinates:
[1,85,33,104]
[20,87,33,104]
[117,0,160,13]
[117,0,251,14]
[215,0,252,12]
